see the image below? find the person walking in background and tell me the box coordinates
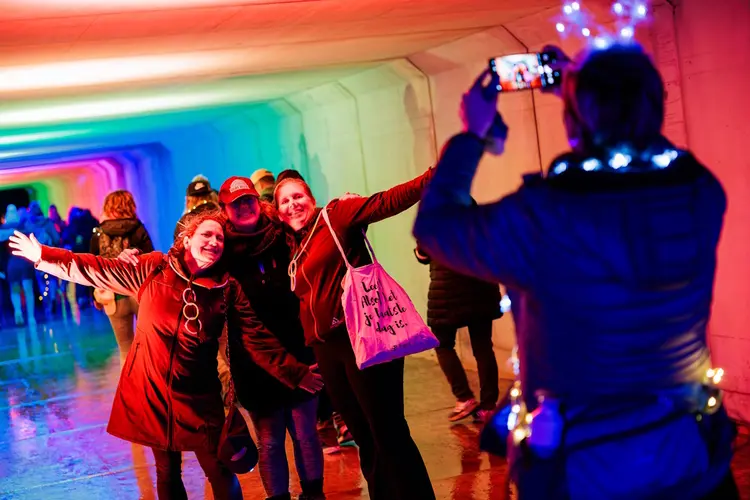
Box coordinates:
[24,201,61,318]
[251,169,276,203]
[9,208,324,500]
[219,175,325,500]
[414,238,502,423]
[91,190,154,366]
[0,205,36,327]
[176,175,221,240]
[48,204,67,236]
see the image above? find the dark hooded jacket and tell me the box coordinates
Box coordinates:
[91,218,154,257]
[223,213,315,411]
[414,243,502,329]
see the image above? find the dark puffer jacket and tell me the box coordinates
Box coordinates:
[414,246,502,330]
[223,214,315,412]
[35,247,309,452]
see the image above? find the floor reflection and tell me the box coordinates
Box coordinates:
[0,310,748,499]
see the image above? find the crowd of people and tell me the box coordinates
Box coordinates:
[3,41,740,500]
[0,203,99,327]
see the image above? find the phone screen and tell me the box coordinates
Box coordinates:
[489,52,560,92]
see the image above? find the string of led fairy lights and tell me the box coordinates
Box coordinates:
[555,1,650,49]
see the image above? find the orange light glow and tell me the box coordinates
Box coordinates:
[0,52,245,94]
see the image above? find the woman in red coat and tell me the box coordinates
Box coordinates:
[9,208,323,500]
[274,170,435,500]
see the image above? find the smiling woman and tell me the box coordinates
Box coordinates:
[7,205,324,500]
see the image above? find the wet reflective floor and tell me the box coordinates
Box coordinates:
[1,309,749,499]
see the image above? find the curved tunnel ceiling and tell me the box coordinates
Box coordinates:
[0,0,629,248]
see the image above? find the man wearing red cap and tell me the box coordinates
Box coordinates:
[218,176,326,500]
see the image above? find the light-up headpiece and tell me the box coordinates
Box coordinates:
[555,1,650,49]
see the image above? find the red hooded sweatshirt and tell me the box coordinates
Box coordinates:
[291,168,433,344]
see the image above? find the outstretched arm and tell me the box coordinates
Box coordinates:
[334,167,434,227]
[9,230,162,296]
[227,282,314,390]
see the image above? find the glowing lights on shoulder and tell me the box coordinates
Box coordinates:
[549,149,683,177]
[553,161,568,175]
[608,152,631,169]
[556,1,649,46]
[500,294,512,313]
[652,149,679,168]
[582,158,601,171]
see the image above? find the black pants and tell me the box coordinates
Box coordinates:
[313,329,435,500]
[151,448,242,500]
[700,472,740,499]
[433,319,499,410]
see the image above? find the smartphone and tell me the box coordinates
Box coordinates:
[489,52,561,92]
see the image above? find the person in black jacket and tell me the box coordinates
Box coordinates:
[91,190,153,366]
[220,176,324,500]
[415,210,503,423]
[174,175,221,241]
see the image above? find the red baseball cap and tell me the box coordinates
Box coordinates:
[219,176,259,205]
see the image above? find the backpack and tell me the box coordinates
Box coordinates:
[97,230,130,259]
[94,230,131,311]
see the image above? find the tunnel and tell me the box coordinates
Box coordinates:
[1,0,749,429]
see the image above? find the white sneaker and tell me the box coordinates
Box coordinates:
[448,399,480,422]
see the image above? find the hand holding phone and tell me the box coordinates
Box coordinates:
[461,70,500,139]
[489,51,562,92]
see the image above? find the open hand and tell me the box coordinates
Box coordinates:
[9,231,42,264]
[461,69,500,139]
[298,363,324,394]
[118,248,140,265]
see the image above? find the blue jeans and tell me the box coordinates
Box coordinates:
[250,397,324,497]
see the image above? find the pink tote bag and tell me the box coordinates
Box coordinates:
[321,208,438,369]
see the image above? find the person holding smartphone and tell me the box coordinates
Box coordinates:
[414,43,737,499]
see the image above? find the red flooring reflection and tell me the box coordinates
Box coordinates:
[0,311,749,499]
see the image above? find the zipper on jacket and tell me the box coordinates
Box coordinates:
[165,305,185,451]
[301,265,324,342]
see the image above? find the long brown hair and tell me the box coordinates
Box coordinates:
[103,190,137,220]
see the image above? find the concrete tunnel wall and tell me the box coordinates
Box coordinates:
[164,0,750,411]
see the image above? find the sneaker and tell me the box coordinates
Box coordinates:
[448,399,480,422]
[333,413,356,446]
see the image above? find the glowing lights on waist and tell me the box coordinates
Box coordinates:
[706,367,724,385]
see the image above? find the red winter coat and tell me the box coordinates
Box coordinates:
[290,168,433,344]
[35,246,310,452]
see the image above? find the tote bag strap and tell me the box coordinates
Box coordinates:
[320,203,379,268]
[320,205,354,269]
